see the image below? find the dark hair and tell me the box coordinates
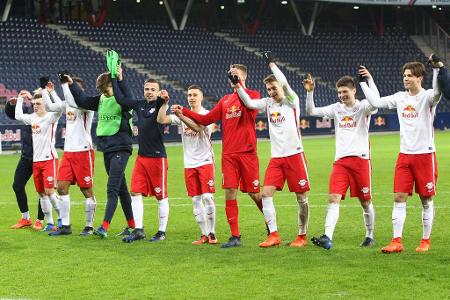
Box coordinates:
[263,74,277,84]
[402,62,425,78]
[72,76,85,90]
[336,76,356,89]
[96,72,112,94]
[187,85,203,93]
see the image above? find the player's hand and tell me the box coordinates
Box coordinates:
[65,75,74,85]
[358,66,372,82]
[171,105,183,116]
[117,64,123,81]
[8,97,17,105]
[159,90,170,103]
[227,71,240,86]
[19,90,32,100]
[302,74,315,92]
[46,81,55,92]
[428,53,444,68]
[58,70,70,83]
[39,76,50,89]
[262,51,275,65]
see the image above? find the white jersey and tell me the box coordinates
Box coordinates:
[379,89,438,154]
[169,107,214,168]
[307,94,377,160]
[237,64,303,158]
[43,86,94,152]
[360,69,441,154]
[15,98,62,162]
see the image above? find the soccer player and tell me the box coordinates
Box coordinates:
[114,66,170,243]
[6,96,45,230]
[233,52,309,248]
[69,69,135,238]
[157,85,217,245]
[42,76,96,236]
[171,63,264,248]
[360,59,442,253]
[305,68,379,250]
[15,90,63,231]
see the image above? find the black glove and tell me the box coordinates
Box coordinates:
[58,70,70,83]
[227,72,240,85]
[428,54,441,65]
[358,66,368,83]
[39,76,50,89]
[262,51,275,65]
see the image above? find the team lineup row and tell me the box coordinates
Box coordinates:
[6,50,450,252]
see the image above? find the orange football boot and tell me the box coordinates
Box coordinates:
[381,237,403,253]
[289,234,308,248]
[11,218,32,229]
[32,219,44,231]
[192,235,209,245]
[416,239,431,253]
[259,231,281,248]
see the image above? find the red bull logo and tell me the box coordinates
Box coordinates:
[163,125,170,135]
[31,124,41,134]
[300,119,310,129]
[255,120,267,131]
[66,110,76,122]
[183,127,198,138]
[211,123,221,133]
[374,116,385,126]
[225,105,242,119]
[401,104,419,119]
[269,111,286,124]
[338,116,357,129]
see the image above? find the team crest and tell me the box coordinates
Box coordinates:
[426,182,434,191]
[207,180,214,187]
[66,110,76,122]
[47,176,54,182]
[84,176,92,183]
[252,180,259,187]
[31,124,41,134]
[298,179,307,186]
[155,187,162,193]
[361,187,370,194]
[149,108,156,114]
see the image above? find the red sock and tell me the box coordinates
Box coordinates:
[127,219,135,229]
[225,200,239,237]
[102,221,110,231]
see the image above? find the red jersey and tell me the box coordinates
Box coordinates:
[183,89,261,155]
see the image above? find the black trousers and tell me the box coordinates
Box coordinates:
[102,151,134,224]
[12,156,44,220]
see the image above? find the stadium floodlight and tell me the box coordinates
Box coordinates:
[220,5,225,9]
[353,5,359,9]
[159,0,163,4]
[432,5,437,8]
[136,0,140,3]
[237,0,245,3]
[281,0,288,4]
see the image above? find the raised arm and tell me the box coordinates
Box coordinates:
[157,102,173,125]
[15,96,32,125]
[5,99,17,119]
[236,85,267,110]
[302,74,333,117]
[172,108,204,133]
[43,83,65,112]
[112,79,137,111]
[182,101,222,126]
[430,68,442,106]
[269,63,298,104]
[62,83,79,109]
[69,81,100,111]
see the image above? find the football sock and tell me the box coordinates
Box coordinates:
[262,197,277,233]
[85,197,96,228]
[40,196,54,225]
[48,193,61,219]
[102,220,110,231]
[127,219,135,229]
[422,201,434,240]
[158,198,169,232]
[362,202,375,239]
[297,197,309,235]
[324,203,339,240]
[225,199,239,237]
[192,195,207,235]
[131,195,144,229]
[21,211,30,220]
[59,194,71,226]
[392,202,406,238]
[202,193,216,234]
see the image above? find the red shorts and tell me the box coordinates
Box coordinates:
[184,164,215,197]
[222,153,260,193]
[394,153,438,196]
[33,159,58,193]
[329,156,372,200]
[131,155,168,199]
[264,153,310,193]
[58,150,95,188]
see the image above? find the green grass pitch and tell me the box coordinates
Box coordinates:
[1,132,450,299]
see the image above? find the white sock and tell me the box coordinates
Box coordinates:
[362,202,375,239]
[392,202,407,238]
[297,197,309,235]
[131,195,144,229]
[40,196,54,225]
[262,197,277,233]
[422,201,434,240]
[192,196,207,235]
[59,194,71,226]
[324,203,339,240]
[85,197,96,228]
[48,193,61,219]
[202,193,216,234]
[158,198,169,232]
[21,211,30,220]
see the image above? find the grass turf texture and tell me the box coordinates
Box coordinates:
[1,132,450,299]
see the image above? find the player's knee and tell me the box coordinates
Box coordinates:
[57,187,68,195]
[12,181,22,193]
[359,199,371,208]
[394,193,408,203]
[328,194,341,204]
[296,193,308,203]
[81,188,93,198]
